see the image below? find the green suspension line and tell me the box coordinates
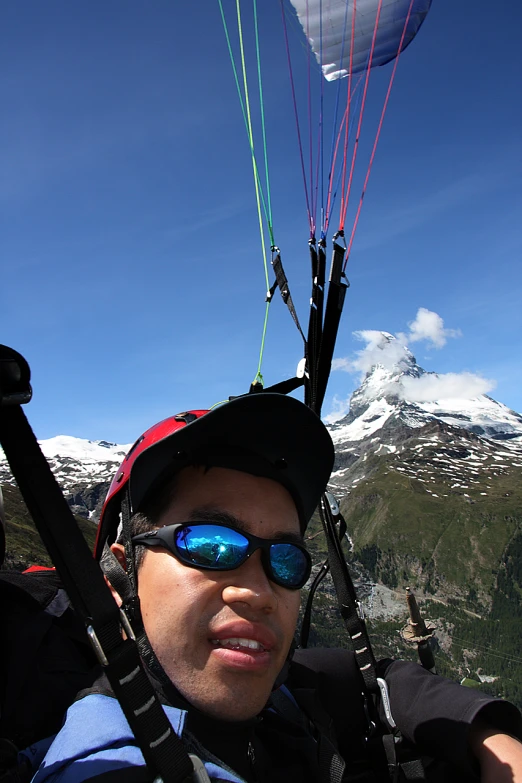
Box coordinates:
[218,0,276,388]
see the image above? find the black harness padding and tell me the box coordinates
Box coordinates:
[0,401,195,783]
[270,688,346,783]
[288,649,391,782]
[0,569,97,751]
[306,239,327,412]
[315,241,349,415]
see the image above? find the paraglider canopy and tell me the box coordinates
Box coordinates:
[289,0,432,80]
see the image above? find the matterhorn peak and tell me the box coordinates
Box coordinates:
[328,331,522,450]
[346,332,422,419]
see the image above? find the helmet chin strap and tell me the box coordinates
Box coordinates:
[99,489,175,691]
[100,541,175,691]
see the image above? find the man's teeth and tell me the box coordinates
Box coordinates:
[211,637,266,651]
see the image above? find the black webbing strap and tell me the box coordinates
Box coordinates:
[299,559,329,649]
[100,543,135,606]
[0,401,196,782]
[315,241,349,416]
[319,495,378,696]
[261,376,305,395]
[306,239,326,413]
[271,252,307,346]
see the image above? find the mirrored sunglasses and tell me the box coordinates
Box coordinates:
[131,523,311,590]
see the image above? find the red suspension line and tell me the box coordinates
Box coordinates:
[343,0,416,269]
[339,0,384,232]
[323,76,363,236]
[325,103,349,236]
[338,0,357,230]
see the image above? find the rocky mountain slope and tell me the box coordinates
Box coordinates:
[1,334,521,608]
[325,333,522,610]
[2,339,521,703]
[1,436,131,523]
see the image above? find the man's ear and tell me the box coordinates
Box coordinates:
[110,542,127,569]
[104,543,127,607]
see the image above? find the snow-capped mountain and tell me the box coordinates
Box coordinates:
[0,436,131,519]
[322,333,522,605]
[328,333,522,498]
[1,334,521,528]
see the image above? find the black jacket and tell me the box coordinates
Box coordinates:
[61,647,522,783]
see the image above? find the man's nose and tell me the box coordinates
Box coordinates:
[221,550,278,614]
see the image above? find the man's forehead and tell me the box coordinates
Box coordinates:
[156,464,302,534]
[181,506,305,544]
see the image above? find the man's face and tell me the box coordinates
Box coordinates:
[133,465,302,721]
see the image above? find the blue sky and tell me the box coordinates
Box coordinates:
[2,1,521,443]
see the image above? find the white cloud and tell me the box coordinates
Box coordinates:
[349,331,411,374]
[332,309,462,382]
[331,357,354,372]
[325,308,496,419]
[400,372,495,402]
[405,307,461,349]
[323,395,351,424]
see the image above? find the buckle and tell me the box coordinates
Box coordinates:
[189,755,211,782]
[376,677,397,730]
[151,755,211,783]
[87,608,137,667]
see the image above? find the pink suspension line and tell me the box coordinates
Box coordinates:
[339,0,385,232]
[338,0,358,234]
[343,0,416,270]
[306,0,316,236]
[323,75,363,237]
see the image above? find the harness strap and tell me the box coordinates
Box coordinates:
[299,559,329,649]
[319,496,378,696]
[315,240,349,415]
[306,239,327,413]
[260,376,305,395]
[0,347,198,783]
[271,252,307,345]
[100,544,135,605]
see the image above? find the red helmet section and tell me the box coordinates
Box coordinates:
[95,410,208,558]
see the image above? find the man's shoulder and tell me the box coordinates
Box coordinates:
[31,693,186,783]
[32,690,246,783]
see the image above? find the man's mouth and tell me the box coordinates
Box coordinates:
[211,637,267,652]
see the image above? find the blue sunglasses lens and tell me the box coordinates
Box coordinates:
[174,525,308,588]
[175,525,249,568]
[269,543,309,588]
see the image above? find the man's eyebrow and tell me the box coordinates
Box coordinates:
[186,507,305,545]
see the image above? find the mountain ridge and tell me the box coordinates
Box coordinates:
[1,333,521,604]
[2,338,521,704]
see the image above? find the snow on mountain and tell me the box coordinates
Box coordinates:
[331,398,396,446]
[330,333,522,444]
[416,396,522,441]
[0,435,131,518]
[38,436,131,464]
[2,333,521,518]
[327,333,522,498]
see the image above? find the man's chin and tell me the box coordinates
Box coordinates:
[183,680,274,722]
